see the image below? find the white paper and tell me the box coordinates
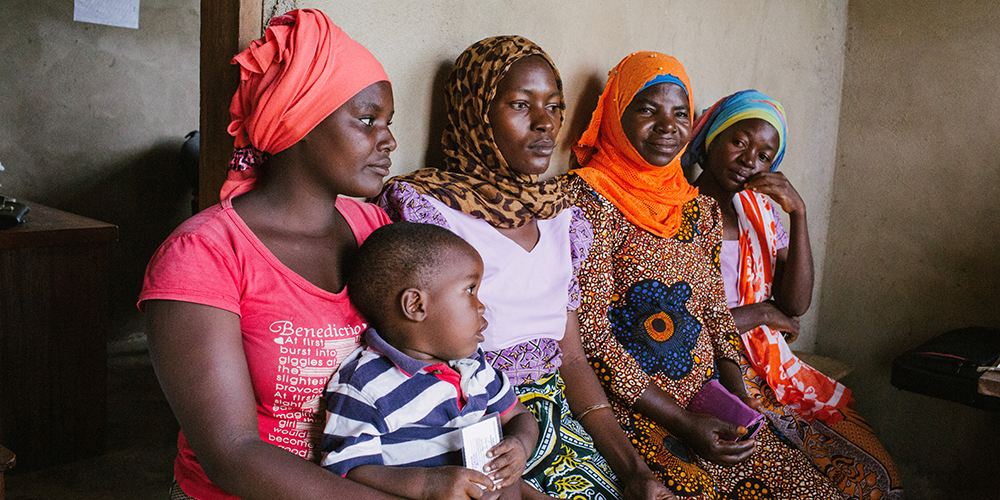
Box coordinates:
[460,413,502,474]
[74,0,140,29]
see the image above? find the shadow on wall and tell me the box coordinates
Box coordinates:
[562,72,604,172]
[422,61,452,170]
[59,141,195,341]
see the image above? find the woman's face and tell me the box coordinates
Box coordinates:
[297,81,396,198]
[703,118,780,193]
[620,82,691,167]
[487,55,563,176]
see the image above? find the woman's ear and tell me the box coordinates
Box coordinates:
[400,288,427,322]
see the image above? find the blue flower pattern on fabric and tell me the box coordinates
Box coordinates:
[608,280,701,380]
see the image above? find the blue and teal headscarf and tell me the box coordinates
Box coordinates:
[682,89,787,171]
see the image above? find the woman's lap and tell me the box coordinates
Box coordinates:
[743,360,904,500]
[516,372,623,500]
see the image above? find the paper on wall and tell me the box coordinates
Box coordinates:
[74,0,140,29]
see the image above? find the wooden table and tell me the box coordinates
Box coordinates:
[0,201,117,470]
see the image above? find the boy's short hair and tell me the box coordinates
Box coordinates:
[347,222,469,329]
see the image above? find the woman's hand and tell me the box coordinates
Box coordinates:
[716,358,761,412]
[730,301,799,340]
[675,412,756,467]
[635,384,754,468]
[745,171,804,214]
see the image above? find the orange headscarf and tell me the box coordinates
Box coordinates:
[221,9,389,200]
[572,52,698,238]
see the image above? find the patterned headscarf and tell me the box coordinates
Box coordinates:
[383,36,570,228]
[682,89,787,172]
[221,9,389,200]
[572,52,699,239]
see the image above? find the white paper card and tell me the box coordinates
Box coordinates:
[74,0,140,29]
[460,413,502,474]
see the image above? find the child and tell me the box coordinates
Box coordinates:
[321,222,538,500]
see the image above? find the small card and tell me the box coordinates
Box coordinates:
[460,413,502,474]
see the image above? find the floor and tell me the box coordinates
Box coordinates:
[5,337,178,499]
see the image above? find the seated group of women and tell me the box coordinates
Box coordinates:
[140,9,903,500]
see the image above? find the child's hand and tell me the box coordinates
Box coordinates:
[483,435,528,488]
[745,171,805,214]
[423,465,494,500]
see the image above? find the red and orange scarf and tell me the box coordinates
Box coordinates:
[735,190,853,423]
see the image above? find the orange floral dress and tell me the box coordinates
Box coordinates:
[573,175,842,500]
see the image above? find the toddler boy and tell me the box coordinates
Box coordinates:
[321,222,537,500]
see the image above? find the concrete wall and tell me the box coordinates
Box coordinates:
[0,0,200,338]
[0,0,849,349]
[819,0,1000,496]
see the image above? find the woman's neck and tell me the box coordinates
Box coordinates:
[494,218,540,252]
[693,173,740,241]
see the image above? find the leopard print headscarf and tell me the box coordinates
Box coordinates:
[384,36,571,228]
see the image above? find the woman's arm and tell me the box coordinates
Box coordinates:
[745,172,813,317]
[346,465,493,500]
[559,312,675,500]
[146,300,397,500]
[728,300,800,339]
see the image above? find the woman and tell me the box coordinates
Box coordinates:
[686,89,903,499]
[379,37,671,500]
[140,10,398,500]
[570,51,844,499]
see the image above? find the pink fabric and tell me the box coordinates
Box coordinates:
[731,190,852,423]
[424,196,575,352]
[222,9,390,200]
[138,197,391,500]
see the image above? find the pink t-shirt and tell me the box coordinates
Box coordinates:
[139,196,391,500]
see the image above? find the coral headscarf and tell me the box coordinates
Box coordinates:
[221,9,389,200]
[572,52,698,238]
[383,36,570,228]
[682,89,787,172]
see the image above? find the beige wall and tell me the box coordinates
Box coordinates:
[5,0,996,495]
[821,0,1000,496]
[305,0,849,349]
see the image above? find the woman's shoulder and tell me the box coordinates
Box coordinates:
[568,173,614,215]
[378,179,451,228]
[159,202,245,254]
[336,196,391,226]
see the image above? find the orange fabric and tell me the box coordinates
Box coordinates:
[735,190,853,423]
[572,52,698,238]
[221,9,389,200]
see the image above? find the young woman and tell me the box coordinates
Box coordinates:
[379,36,671,500]
[686,89,902,499]
[570,51,844,499]
[139,10,398,500]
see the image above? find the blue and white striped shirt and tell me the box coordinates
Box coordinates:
[321,328,517,475]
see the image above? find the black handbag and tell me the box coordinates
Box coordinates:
[890,326,1000,411]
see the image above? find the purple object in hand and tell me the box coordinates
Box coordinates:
[686,379,764,441]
